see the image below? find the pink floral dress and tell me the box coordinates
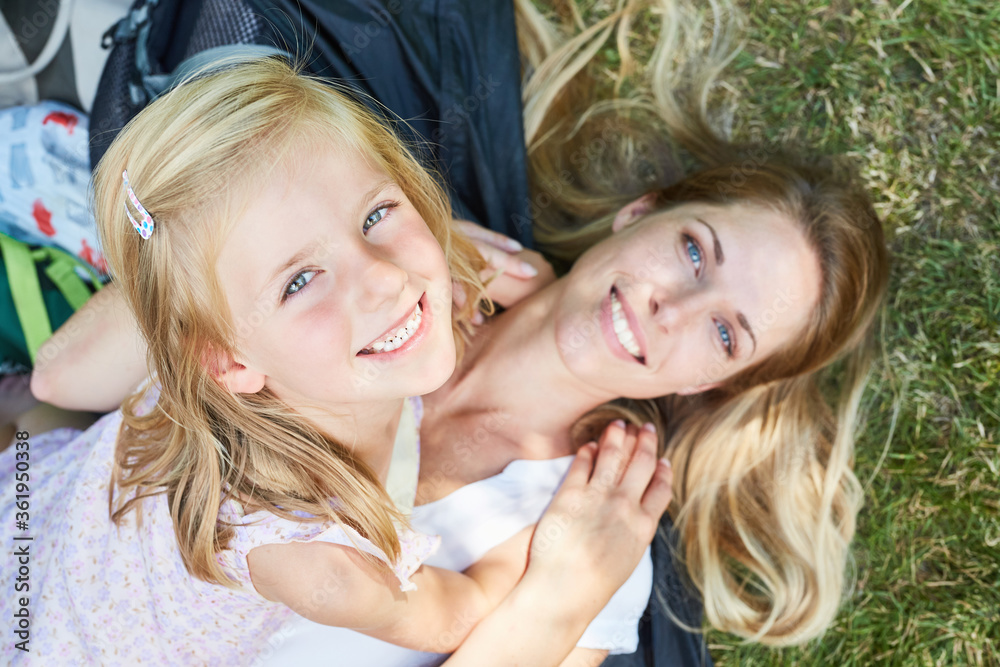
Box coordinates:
[0,388,437,665]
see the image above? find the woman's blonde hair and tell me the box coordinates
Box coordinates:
[93,57,486,586]
[516,0,888,646]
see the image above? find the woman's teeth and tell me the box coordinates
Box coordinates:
[610,291,642,360]
[363,303,423,354]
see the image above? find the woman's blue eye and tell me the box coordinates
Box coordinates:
[716,320,734,357]
[363,202,397,233]
[685,236,703,273]
[284,270,317,299]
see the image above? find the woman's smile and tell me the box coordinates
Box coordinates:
[600,286,647,365]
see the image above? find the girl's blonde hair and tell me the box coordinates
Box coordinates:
[93,57,486,586]
[516,0,888,646]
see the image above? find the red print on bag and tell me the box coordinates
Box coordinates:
[33,199,56,237]
[79,239,108,274]
[42,111,78,135]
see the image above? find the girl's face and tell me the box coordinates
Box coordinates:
[553,200,821,398]
[214,140,456,410]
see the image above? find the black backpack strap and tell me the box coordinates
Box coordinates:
[90,0,287,168]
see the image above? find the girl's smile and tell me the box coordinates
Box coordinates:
[214,139,456,415]
[357,292,430,357]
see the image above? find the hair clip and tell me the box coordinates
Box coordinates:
[122,170,154,239]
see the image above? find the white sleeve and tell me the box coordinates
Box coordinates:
[576,545,653,654]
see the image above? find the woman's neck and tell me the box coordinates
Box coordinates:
[426,282,618,460]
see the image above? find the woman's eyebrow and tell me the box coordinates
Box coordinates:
[695,218,724,264]
[737,312,758,354]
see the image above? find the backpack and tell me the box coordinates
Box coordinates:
[0,101,105,373]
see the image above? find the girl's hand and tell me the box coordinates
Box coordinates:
[30,282,148,412]
[454,220,556,311]
[527,421,672,607]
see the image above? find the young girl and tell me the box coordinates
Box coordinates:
[0,57,672,665]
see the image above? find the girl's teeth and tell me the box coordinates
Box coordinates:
[363,303,423,354]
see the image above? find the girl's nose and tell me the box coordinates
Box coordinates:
[357,251,408,312]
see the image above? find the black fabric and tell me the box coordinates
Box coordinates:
[88,0,278,169]
[602,517,714,667]
[88,0,534,247]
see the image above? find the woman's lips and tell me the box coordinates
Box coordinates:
[613,286,647,362]
[601,287,645,364]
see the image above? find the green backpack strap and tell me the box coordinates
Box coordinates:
[0,234,50,362]
[38,246,103,310]
[0,234,102,363]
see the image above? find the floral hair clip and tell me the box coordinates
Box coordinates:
[122,170,154,239]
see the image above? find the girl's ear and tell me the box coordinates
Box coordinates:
[202,347,266,394]
[676,380,722,396]
[612,193,658,232]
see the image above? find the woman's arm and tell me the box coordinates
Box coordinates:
[443,422,672,666]
[30,283,148,412]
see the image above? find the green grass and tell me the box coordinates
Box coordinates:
[711,0,1000,664]
[561,0,999,663]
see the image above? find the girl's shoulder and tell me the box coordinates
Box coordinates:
[218,496,439,594]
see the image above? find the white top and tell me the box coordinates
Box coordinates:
[259,456,653,665]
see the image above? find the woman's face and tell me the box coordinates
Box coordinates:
[214,140,456,410]
[553,200,821,399]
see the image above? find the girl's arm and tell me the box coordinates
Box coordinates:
[30,283,148,412]
[247,522,531,653]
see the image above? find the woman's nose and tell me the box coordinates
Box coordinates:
[650,286,706,332]
[356,250,408,312]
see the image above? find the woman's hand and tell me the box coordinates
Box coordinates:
[454,220,556,311]
[443,421,671,666]
[527,421,672,606]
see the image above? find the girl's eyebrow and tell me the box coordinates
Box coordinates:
[260,247,312,298]
[258,179,397,297]
[358,178,395,210]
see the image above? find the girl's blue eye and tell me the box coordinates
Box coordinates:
[685,236,703,273]
[363,202,398,234]
[284,270,317,299]
[716,320,734,357]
